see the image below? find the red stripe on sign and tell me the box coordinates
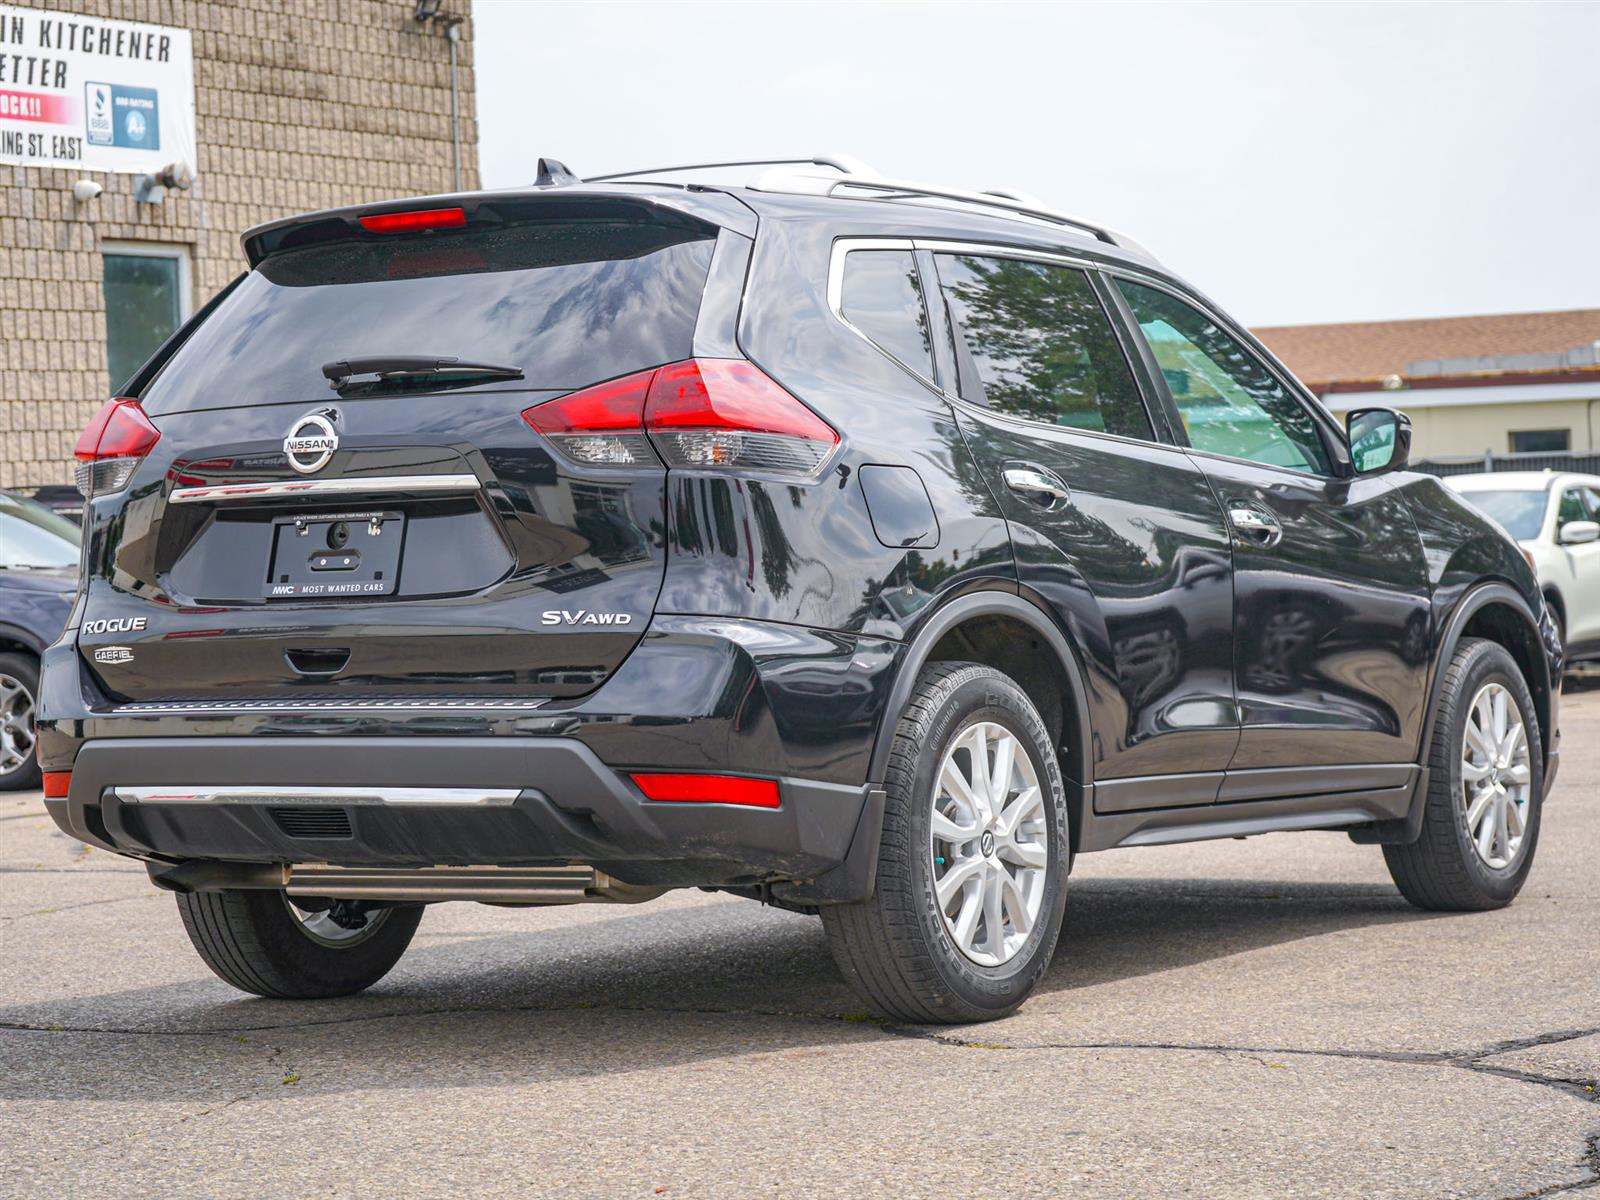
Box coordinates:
[0,90,77,123]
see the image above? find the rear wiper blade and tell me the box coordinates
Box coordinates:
[321,355,524,389]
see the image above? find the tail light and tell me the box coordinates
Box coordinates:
[522,358,838,474]
[74,398,161,499]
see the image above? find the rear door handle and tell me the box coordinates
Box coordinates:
[1227,505,1283,547]
[1002,466,1070,508]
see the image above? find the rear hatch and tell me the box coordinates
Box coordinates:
[82,195,725,704]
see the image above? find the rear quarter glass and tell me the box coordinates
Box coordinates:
[138,221,717,415]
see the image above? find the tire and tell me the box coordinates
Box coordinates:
[0,652,42,792]
[821,661,1069,1024]
[176,890,424,998]
[1383,637,1543,911]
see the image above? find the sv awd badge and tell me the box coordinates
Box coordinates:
[541,610,634,626]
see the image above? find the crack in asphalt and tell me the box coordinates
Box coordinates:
[0,892,162,922]
[2,1007,1597,1194]
[884,1024,1600,1198]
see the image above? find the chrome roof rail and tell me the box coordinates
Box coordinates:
[547,153,1151,258]
[749,167,1151,257]
[585,154,879,183]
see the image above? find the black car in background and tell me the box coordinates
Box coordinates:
[36,157,1562,1022]
[0,491,78,790]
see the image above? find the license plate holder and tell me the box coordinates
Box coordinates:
[266,510,404,599]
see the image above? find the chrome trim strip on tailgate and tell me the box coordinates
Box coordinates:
[169,473,481,504]
[112,786,520,806]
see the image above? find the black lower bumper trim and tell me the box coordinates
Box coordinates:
[48,736,873,891]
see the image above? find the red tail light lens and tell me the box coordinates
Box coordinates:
[43,772,72,800]
[74,398,160,499]
[645,359,838,473]
[521,367,658,466]
[520,358,838,475]
[358,206,467,234]
[630,772,781,809]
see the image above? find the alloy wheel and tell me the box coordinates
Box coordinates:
[0,672,36,779]
[1460,682,1532,870]
[284,895,392,948]
[929,721,1048,967]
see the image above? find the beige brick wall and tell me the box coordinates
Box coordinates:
[0,0,478,488]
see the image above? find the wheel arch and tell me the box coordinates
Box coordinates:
[1421,582,1555,774]
[868,590,1095,848]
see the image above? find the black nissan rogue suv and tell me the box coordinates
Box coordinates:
[38,156,1562,1023]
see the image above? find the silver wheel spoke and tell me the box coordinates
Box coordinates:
[994,784,1042,838]
[940,758,982,822]
[1503,763,1530,786]
[1464,787,1494,834]
[931,808,978,844]
[1476,798,1499,860]
[997,867,1031,937]
[936,856,985,910]
[1505,797,1526,838]
[1460,760,1492,783]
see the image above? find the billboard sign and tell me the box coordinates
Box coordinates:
[0,4,195,174]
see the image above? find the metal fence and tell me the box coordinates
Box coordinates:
[1414,451,1600,478]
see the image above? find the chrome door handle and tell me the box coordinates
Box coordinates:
[1228,505,1283,547]
[1003,467,1070,506]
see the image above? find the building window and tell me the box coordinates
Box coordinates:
[1509,429,1570,454]
[102,243,192,390]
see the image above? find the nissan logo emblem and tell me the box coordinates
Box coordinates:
[283,411,339,475]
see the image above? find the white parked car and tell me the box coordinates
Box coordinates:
[1448,471,1600,664]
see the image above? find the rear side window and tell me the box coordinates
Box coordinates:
[141,220,717,414]
[935,254,1153,441]
[838,250,934,379]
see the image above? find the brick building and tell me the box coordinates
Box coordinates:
[1255,309,1600,461]
[0,0,478,489]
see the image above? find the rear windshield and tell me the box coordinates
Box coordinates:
[1457,488,1548,540]
[142,220,716,414]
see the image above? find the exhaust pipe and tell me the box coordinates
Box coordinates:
[284,864,664,905]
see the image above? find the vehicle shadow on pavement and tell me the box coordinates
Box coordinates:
[0,876,1438,1102]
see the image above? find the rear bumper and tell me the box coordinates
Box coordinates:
[46,734,881,894]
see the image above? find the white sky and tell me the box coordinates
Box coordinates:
[474,1,1600,327]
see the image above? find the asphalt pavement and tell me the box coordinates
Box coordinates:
[3,685,1596,1198]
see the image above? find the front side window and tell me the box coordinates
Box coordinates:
[1116,279,1330,475]
[935,254,1152,440]
[103,245,189,390]
[839,250,933,379]
[1557,487,1588,528]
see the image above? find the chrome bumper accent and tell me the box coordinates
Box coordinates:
[112,785,520,806]
[105,697,545,715]
[168,473,481,504]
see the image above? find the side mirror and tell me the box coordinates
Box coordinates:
[1347,407,1411,475]
[1559,519,1600,545]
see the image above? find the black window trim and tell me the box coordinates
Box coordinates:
[911,238,1175,453]
[1102,265,1354,481]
